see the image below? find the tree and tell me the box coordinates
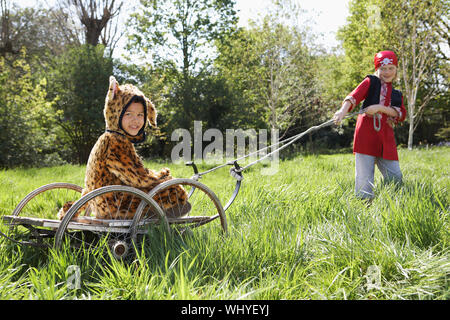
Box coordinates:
[0,49,57,168]
[0,4,80,66]
[215,10,324,136]
[127,0,237,75]
[53,0,123,55]
[338,0,449,149]
[336,0,383,91]
[125,0,238,154]
[127,0,237,114]
[47,44,113,164]
[382,0,448,149]
[0,0,19,56]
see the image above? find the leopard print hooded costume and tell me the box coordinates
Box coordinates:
[58,76,188,220]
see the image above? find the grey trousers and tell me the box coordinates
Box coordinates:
[355,153,403,199]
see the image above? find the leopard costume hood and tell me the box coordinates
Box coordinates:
[104,76,157,143]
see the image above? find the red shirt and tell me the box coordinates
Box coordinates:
[346,77,407,161]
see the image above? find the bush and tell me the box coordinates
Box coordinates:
[0,50,57,168]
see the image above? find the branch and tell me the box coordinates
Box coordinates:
[413,87,438,132]
[50,1,82,45]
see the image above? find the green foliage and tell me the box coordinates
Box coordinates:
[336,0,383,90]
[114,60,240,158]
[124,0,239,157]
[216,15,326,134]
[1,0,447,167]
[6,6,73,66]
[336,0,449,147]
[127,0,237,71]
[0,49,58,168]
[46,44,114,164]
[381,0,447,148]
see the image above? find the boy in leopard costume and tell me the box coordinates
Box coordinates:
[57,76,188,220]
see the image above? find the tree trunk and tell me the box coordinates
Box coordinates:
[406,87,417,150]
[408,111,414,150]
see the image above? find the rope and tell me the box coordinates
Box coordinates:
[194,110,364,177]
[240,118,335,171]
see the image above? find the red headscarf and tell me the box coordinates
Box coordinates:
[374,51,398,70]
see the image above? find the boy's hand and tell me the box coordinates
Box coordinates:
[363,104,381,116]
[333,110,346,125]
[387,118,395,128]
[333,100,352,125]
[157,168,172,181]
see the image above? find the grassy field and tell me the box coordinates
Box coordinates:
[0,147,448,300]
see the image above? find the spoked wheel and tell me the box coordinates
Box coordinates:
[130,178,227,243]
[1,183,82,248]
[54,185,167,259]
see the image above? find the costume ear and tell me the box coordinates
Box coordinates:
[146,98,157,127]
[108,76,119,100]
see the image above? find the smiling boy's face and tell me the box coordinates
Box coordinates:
[378,64,397,83]
[121,102,145,136]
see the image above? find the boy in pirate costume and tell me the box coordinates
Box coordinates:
[333,51,407,200]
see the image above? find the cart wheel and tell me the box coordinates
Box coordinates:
[3,183,82,248]
[130,178,227,243]
[54,185,167,259]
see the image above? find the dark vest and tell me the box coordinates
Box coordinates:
[361,75,402,110]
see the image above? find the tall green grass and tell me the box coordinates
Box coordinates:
[0,147,448,300]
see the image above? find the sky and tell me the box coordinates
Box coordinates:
[235,0,350,50]
[12,0,351,55]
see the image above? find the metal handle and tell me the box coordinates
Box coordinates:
[373,114,381,132]
[185,161,199,198]
[223,161,243,211]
